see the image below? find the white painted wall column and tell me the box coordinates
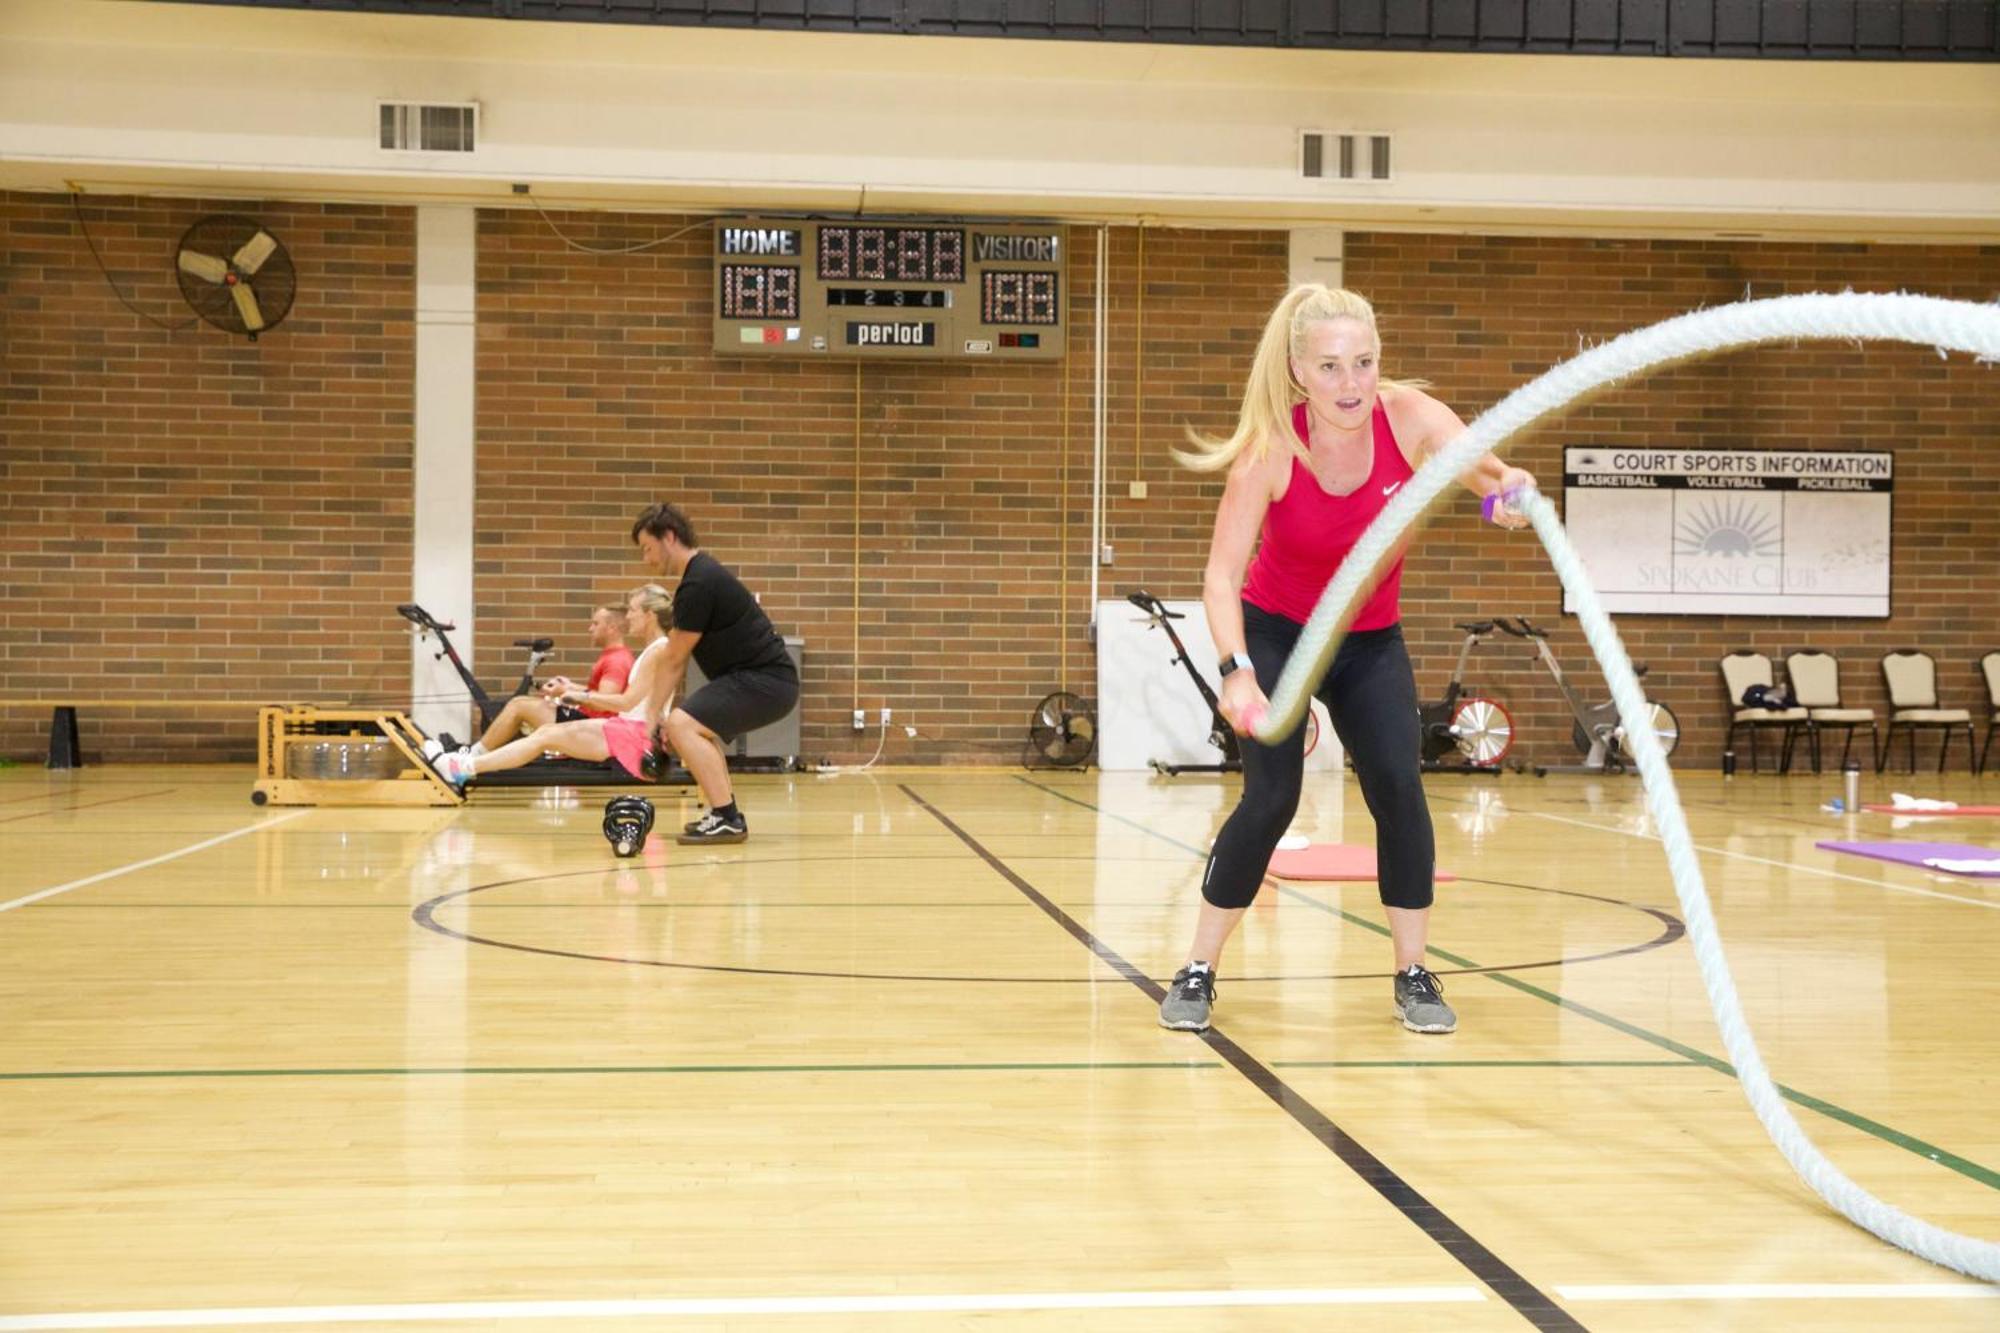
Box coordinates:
[412,205,477,740]
[1289,227,1344,290]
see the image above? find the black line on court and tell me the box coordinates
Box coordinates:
[899,784,1585,1332]
[410,853,1676,984]
[1045,777,2000,1192]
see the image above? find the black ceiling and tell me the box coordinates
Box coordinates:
[168,0,2000,60]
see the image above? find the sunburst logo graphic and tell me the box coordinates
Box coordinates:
[1675,498,1781,558]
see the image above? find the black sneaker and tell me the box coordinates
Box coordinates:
[676,810,747,845]
[1159,963,1216,1031]
[1393,964,1457,1034]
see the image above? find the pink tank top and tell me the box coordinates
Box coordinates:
[1241,401,1413,630]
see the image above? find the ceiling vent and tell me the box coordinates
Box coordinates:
[379,102,478,153]
[1299,131,1392,182]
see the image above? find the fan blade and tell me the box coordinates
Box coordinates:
[231,281,266,332]
[178,249,229,284]
[231,230,278,276]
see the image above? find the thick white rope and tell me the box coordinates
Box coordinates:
[1254,292,2000,1281]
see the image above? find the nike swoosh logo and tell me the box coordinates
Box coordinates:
[1382,482,1402,497]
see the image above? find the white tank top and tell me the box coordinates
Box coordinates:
[619,636,670,722]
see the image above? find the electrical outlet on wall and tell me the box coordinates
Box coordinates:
[852,709,865,730]
[879,708,892,726]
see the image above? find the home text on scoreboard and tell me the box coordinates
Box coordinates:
[712,217,1065,361]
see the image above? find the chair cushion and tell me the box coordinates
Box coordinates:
[1890,708,1971,723]
[1733,708,1808,723]
[1807,708,1875,722]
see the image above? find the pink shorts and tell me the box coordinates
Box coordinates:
[601,717,651,779]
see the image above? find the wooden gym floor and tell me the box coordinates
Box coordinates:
[1,761,1996,1330]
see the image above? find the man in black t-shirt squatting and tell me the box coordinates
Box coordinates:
[633,503,801,845]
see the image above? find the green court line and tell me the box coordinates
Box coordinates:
[1016,776,2000,1193]
[1273,1059,1696,1069]
[1455,967,2000,1192]
[51,900,1097,910]
[0,1061,1217,1081]
[0,1058,1700,1081]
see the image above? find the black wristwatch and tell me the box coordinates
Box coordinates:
[1218,652,1254,679]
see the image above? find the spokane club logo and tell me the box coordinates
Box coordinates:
[1675,497,1782,559]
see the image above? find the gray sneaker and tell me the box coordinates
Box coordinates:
[1394,964,1457,1034]
[677,810,747,845]
[1159,963,1216,1031]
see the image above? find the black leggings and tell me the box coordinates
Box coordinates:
[1199,604,1436,911]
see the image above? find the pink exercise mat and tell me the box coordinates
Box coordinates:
[1267,843,1457,882]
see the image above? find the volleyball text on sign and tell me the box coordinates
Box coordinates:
[712,219,1065,360]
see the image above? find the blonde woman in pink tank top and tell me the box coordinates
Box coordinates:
[1157,285,1536,1038]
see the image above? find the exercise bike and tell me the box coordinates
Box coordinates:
[1126,591,1240,776]
[398,603,554,743]
[1494,617,1680,775]
[1420,620,1517,772]
[1124,590,1326,776]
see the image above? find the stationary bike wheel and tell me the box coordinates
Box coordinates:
[1612,701,1680,759]
[1451,696,1514,767]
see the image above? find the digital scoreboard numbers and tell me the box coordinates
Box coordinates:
[719,264,799,321]
[980,271,1059,326]
[712,218,1063,361]
[818,225,963,283]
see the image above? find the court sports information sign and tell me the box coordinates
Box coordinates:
[1561,447,1892,617]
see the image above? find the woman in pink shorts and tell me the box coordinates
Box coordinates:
[432,584,671,790]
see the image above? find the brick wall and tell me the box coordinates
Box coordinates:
[0,193,415,763]
[469,213,1281,766]
[6,191,1995,772]
[1352,234,2000,773]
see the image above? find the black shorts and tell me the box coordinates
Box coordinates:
[680,664,800,743]
[554,703,588,725]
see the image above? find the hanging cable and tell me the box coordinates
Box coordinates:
[853,358,863,717]
[1059,225,1073,694]
[70,194,197,333]
[523,194,710,256]
[1133,222,1145,493]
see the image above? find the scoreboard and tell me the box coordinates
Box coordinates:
[712,217,1065,361]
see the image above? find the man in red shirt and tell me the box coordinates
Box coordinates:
[453,604,635,757]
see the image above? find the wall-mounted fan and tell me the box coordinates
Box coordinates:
[174,215,296,340]
[1025,691,1095,768]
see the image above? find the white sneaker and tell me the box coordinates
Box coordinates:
[421,737,446,762]
[436,749,476,791]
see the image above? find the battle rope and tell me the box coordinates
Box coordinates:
[1252,291,2000,1281]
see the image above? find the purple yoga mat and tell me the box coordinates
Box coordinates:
[1817,840,2000,878]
